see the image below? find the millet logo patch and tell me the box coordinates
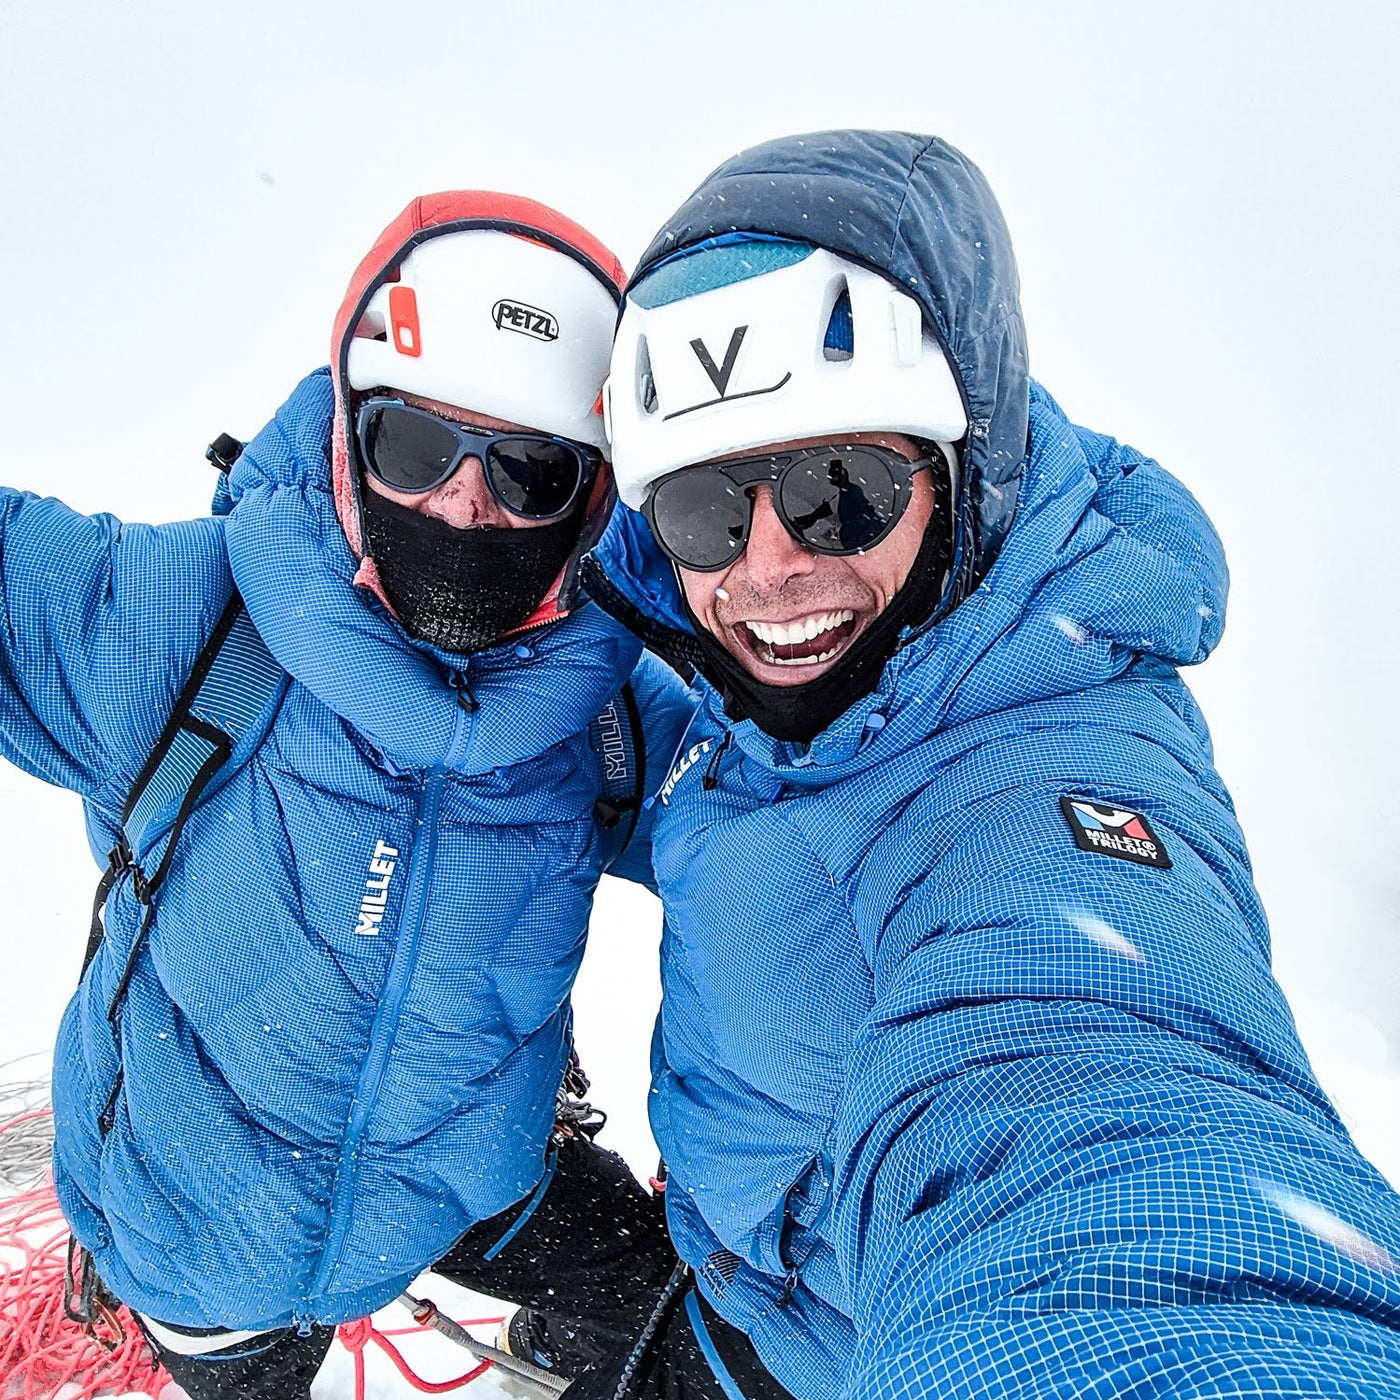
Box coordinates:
[1059,796,1171,869]
[659,740,712,806]
[493,299,559,341]
[591,699,629,783]
[354,839,400,935]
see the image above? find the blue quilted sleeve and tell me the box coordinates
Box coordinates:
[606,651,698,892]
[832,685,1400,1396]
[0,489,231,807]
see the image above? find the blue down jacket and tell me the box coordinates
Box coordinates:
[6,370,687,1330]
[588,133,1400,1398]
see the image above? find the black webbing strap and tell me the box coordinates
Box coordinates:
[83,846,128,977]
[86,590,286,1136]
[83,593,241,973]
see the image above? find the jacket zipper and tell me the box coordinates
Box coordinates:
[304,765,447,1307]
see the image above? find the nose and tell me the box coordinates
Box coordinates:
[423,457,509,529]
[741,486,816,594]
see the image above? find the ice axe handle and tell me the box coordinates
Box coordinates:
[397,1291,571,1395]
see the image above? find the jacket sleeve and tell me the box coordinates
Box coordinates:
[0,489,231,808]
[832,690,1400,1396]
[604,651,697,893]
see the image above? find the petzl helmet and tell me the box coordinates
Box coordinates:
[347,226,618,450]
[604,238,968,509]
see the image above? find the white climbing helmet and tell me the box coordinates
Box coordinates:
[604,239,968,509]
[346,228,618,449]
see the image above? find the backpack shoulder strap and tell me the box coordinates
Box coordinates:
[589,682,646,867]
[122,592,288,875]
[82,590,289,972]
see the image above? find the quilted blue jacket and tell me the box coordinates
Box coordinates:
[587,132,1400,1398]
[3,370,688,1331]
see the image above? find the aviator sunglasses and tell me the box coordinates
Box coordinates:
[642,444,939,572]
[355,398,600,521]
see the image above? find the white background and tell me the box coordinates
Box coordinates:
[0,0,1396,1203]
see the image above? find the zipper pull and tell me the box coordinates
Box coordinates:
[701,730,733,791]
[448,670,478,713]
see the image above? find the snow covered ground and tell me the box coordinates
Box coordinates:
[0,2,1397,1395]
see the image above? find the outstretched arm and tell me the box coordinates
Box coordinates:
[834,704,1400,1397]
[0,488,230,805]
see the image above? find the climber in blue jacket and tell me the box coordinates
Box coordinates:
[584,131,1400,1398]
[1,190,702,1399]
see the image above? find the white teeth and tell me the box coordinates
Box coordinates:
[765,645,842,667]
[743,610,853,646]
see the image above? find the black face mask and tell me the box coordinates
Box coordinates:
[680,471,954,745]
[360,488,584,654]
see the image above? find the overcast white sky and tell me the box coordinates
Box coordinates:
[0,0,1396,1186]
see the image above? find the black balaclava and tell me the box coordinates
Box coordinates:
[680,457,955,745]
[361,489,585,654]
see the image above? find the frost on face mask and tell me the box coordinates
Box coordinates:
[361,491,583,654]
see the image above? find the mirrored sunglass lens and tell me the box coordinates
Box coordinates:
[780,449,898,552]
[650,471,750,570]
[487,440,583,518]
[364,408,460,492]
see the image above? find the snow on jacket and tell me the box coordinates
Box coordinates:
[586,132,1400,1399]
[9,198,693,1334]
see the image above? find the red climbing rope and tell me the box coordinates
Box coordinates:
[0,1112,168,1398]
[336,1312,502,1400]
[1,1095,507,1400]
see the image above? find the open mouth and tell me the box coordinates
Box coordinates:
[737,609,859,670]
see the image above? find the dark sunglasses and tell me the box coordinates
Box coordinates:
[642,444,937,572]
[355,398,600,521]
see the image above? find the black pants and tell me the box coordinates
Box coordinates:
[143,1136,793,1400]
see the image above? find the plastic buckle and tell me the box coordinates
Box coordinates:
[205,433,244,473]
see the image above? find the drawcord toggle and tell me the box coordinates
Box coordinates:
[701,731,733,791]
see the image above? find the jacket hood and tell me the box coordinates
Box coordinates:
[330,190,627,629]
[588,382,1227,774]
[626,130,1029,588]
[225,369,641,771]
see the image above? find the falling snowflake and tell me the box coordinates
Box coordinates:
[1069,911,1145,963]
[1252,1179,1398,1273]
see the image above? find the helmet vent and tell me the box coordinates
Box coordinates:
[636,335,658,415]
[823,286,854,362]
[352,310,389,343]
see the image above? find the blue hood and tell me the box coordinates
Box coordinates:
[225,370,641,771]
[627,129,1030,582]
